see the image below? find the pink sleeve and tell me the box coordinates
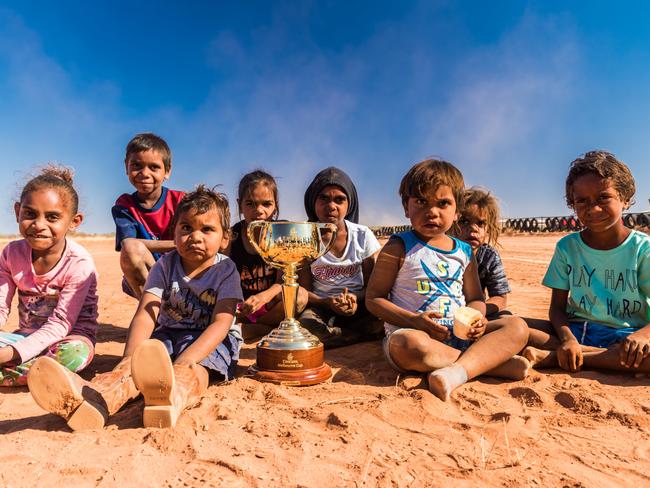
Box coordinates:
[11,258,97,363]
[0,246,17,326]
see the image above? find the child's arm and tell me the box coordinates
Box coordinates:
[366,238,449,340]
[122,292,161,357]
[239,284,283,315]
[483,248,510,315]
[461,258,488,339]
[354,250,380,303]
[485,295,508,317]
[122,237,177,254]
[548,288,583,372]
[175,298,239,365]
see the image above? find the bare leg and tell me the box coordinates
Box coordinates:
[456,315,529,379]
[524,317,562,349]
[580,346,650,373]
[485,355,531,380]
[427,316,529,401]
[387,329,461,372]
[523,344,624,369]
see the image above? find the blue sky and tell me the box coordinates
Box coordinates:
[1,1,649,234]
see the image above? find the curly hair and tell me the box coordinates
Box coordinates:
[20,164,79,214]
[399,158,465,210]
[172,184,230,234]
[565,151,636,209]
[461,187,501,247]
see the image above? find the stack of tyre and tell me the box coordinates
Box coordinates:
[503,212,650,232]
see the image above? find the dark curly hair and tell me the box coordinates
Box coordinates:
[565,151,635,209]
[172,184,230,234]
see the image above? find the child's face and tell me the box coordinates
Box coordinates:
[571,173,629,234]
[174,207,228,271]
[314,185,348,225]
[239,183,277,223]
[405,185,457,242]
[14,188,82,256]
[458,204,487,250]
[125,149,170,197]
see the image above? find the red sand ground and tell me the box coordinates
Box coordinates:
[1,235,649,487]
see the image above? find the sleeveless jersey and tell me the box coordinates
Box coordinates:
[385,231,472,336]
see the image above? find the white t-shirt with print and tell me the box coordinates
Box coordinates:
[310,220,381,298]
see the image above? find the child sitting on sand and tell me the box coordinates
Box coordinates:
[524,151,650,373]
[28,185,243,430]
[366,159,529,401]
[455,188,512,319]
[298,167,383,348]
[0,166,98,387]
[228,170,307,337]
[112,133,184,298]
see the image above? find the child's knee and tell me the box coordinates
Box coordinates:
[120,240,148,268]
[501,315,529,345]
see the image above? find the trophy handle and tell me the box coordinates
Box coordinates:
[315,222,338,257]
[246,220,269,257]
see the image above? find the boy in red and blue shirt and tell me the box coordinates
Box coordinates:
[112,133,184,298]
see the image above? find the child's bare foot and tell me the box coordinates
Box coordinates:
[522,346,556,369]
[427,364,468,401]
[485,355,531,380]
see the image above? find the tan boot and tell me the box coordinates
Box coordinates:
[131,339,208,428]
[27,356,139,431]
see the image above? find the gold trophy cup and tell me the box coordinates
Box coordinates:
[246,221,337,385]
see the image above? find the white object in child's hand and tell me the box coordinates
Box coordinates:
[453,306,483,339]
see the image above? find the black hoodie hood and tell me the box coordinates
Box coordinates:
[303,166,359,224]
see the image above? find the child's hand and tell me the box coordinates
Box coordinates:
[620,330,650,368]
[339,288,358,316]
[238,295,267,316]
[556,338,583,372]
[467,316,487,340]
[327,295,350,315]
[329,289,357,316]
[413,312,450,342]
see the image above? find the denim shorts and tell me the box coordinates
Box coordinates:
[568,320,637,348]
[151,327,243,380]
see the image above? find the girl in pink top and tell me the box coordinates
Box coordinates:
[0,166,98,386]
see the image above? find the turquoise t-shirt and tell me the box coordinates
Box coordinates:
[543,230,650,329]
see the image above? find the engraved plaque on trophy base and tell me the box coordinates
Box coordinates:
[249,343,332,386]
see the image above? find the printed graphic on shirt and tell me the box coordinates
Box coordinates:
[312,263,360,281]
[240,263,276,295]
[568,264,641,320]
[18,290,60,327]
[416,260,463,326]
[161,283,218,329]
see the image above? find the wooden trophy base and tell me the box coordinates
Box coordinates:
[249,343,332,386]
